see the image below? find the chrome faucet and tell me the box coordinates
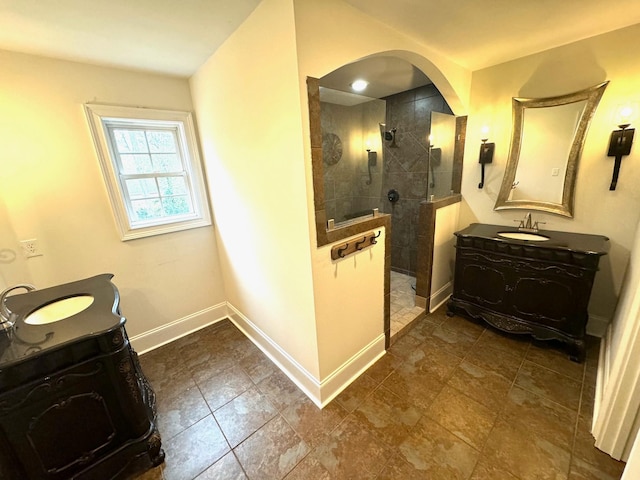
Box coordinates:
[0,284,35,326]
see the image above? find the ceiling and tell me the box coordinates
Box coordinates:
[0,0,262,77]
[319,56,432,102]
[345,0,640,71]
[1,0,640,79]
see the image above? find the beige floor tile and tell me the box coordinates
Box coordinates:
[234,415,309,480]
[515,360,582,411]
[427,385,498,450]
[136,309,610,480]
[483,418,571,480]
[447,360,512,413]
[398,416,480,479]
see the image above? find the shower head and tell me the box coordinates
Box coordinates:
[381,127,397,147]
[379,123,398,146]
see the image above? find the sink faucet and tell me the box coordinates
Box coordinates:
[516,212,544,233]
[0,284,36,326]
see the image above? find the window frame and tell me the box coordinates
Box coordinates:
[85,104,211,240]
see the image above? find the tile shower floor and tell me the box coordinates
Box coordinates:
[390,271,425,339]
[136,308,625,480]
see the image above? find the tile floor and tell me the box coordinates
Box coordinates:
[135,307,626,480]
[390,271,424,339]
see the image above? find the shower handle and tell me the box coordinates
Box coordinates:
[387,189,400,203]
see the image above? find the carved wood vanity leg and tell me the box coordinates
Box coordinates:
[147,429,165,467]
[568,338,586,363]
[445,299,455,317]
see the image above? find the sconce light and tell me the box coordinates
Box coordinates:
[478,127,495,189]
[607,104,637,190]
[379,123,398,148]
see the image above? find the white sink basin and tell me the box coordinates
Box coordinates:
[24,295,95,325]
[498,232,550,242]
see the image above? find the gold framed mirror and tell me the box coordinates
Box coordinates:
[494,81,608,217]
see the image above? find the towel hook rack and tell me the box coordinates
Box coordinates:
[331,230,381,260]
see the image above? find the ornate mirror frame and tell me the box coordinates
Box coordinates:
[494,81,608,217]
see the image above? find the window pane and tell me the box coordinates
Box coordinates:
[162,195,192,216]
[146,130,177,153]
[121,154,153,174]
[125,178,159,199]
[152,154,182,172]
[87,104,211,239]
[131,199,162,221]
[157,176,188,196]
[113,129,148,153]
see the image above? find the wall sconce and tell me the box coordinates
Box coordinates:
[607,104,637,190]
[478,127,495,188]
[365,149,377,185]
[379,123,398,148]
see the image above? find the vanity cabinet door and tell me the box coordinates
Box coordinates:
[0,345,154,480]
[509,266,593,336]
[0,360,121,480]
[452,245,593,337]
[453,250,509,309]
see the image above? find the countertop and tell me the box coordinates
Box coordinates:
[0,274,124,369]
[455,223,609,256]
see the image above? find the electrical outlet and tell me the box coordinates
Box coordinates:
[20,239,42,258]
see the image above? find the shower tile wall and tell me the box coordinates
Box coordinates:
[321,99,386,223]
[380,84,452,276]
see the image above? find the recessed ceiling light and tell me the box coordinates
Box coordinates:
[351,79,368,92]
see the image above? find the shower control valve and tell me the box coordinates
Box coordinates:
[387,189,400,203]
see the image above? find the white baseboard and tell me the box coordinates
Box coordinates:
[429,281,452,313]
[132,300,386,408]
[587,314,610,338]
[318,333,386,407]
[130,302,228,354]
[227,302,385,408]
[227,302,323,405]
[593,323,613,431]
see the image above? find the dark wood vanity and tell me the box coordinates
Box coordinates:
[0,274,163,479]
[447,224,609,361]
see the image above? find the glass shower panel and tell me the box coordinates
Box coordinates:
[428,111,457,200]
[319,87,386,225]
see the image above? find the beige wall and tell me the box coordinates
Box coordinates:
[292,0,470,115]
[292,0,473,384]
[459,24,640,322]
[190,0,321,379]
[189,0,473,391]
[431,202,460,311]
[593,218,640,460]
[0,49,226,337]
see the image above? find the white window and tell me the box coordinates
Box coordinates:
[85,104,211,240]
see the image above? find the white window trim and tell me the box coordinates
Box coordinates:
[84,104,211,241]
